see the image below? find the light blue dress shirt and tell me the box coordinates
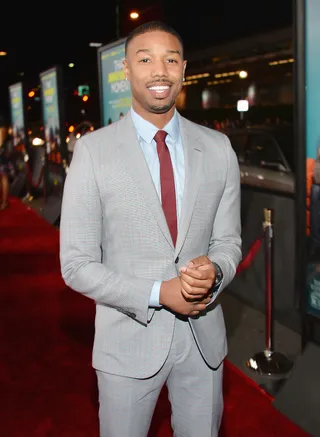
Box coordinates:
[130,107,185,307]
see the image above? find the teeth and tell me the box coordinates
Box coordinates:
[149,86,169,91]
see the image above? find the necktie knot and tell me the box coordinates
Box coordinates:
[154,130,168,145]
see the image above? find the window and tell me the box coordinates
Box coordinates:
[245,133,286,171]
[229,133,248,163]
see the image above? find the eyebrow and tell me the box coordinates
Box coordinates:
[135,48,181,56]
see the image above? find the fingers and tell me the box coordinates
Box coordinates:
[191,302,207,312]
[201,295,212,305]
[180,271,214,290]
[180,266,206,279]
[181,277,210,293]
[179,269,214,301]
[181,286,210,300]
[180,268,215,284]
[189,301,208,317]
[180,265,215,281]
[187,255,209,268]
[181,286,212,303]
[182,289,206,300]
[197,264,214,271]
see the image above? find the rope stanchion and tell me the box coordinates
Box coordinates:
[23,162,44,202]
[26,162,44,190]
[236,234,264,274]
[246,208,293,377]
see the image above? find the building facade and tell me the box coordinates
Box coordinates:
[178,27,293,122]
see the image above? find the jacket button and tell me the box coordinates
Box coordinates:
[175,257,179,264]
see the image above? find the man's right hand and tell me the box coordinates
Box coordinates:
[159,277,211,317]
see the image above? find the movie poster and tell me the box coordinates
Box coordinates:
[40,66,66,193]
[98,39,132,126]
[305,0,320,316]
[8,82,26,150]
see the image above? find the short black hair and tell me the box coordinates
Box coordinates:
[125,21,184,58]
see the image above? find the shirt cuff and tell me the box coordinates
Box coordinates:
[149,281,162,308]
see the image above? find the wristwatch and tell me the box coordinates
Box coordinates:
[212,262,223,288]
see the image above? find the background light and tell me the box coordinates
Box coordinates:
[0,51,7,56]
[89,42,102,48]
[32,137,45,146]
[69,63,75,68]
[239,70,248,79]
[237,99,249,112]
[130,11,139,19]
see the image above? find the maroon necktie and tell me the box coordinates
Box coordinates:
[154,130,178,246]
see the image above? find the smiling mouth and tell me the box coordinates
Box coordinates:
[148,85,170,93]
[147,85,171,98]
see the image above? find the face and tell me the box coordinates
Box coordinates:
[123,30,187,118]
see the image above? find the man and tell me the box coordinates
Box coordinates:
[60,21,241,437]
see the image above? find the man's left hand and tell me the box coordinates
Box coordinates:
[179,256,216,301]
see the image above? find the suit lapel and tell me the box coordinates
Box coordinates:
[175,115,204,257]
[117,113,174,249]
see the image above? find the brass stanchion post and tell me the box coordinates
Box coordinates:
[246,208,294,376]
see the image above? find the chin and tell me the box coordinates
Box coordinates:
[148,100,175,114]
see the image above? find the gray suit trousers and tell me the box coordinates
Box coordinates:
[96,317,223,437]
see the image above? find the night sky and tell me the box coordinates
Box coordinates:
[0,0,293,118]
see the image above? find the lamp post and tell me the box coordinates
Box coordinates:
[239,70,248,99]
[238,71,248,122]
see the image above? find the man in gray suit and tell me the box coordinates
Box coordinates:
[60,21,241,437]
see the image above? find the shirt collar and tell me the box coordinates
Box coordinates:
[130,106,180,144]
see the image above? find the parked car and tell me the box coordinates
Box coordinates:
[225,125,295,194]
[67,120,95,154]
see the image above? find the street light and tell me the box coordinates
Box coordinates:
[130,11,139,19]
[238,71,248,116]
[239,70,248,79]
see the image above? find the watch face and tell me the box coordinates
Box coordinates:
[213,263,223,283]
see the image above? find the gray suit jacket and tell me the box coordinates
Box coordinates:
[59,111,242,378]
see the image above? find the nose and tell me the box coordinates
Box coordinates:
[151,58,168,78]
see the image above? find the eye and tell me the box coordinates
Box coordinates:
[167,59,178,64]
[139,58,150,63]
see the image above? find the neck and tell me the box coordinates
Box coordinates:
[132,101,175,129]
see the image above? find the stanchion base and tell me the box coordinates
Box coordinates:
[22,193,33,202]
[246,350,294,376]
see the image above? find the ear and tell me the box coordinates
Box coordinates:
[122,59,130,81]
[183,60,187,78]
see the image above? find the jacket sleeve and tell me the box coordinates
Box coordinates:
[208,134,242,300]
[59,137,154,326]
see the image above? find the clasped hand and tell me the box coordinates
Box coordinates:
[159,256,217,316]
[179,256,216,302]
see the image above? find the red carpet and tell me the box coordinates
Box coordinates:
[0,197,310,437]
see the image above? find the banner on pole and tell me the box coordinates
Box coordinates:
[97,38,131,127]
[40,66,67,196]
[8,82,27,153]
